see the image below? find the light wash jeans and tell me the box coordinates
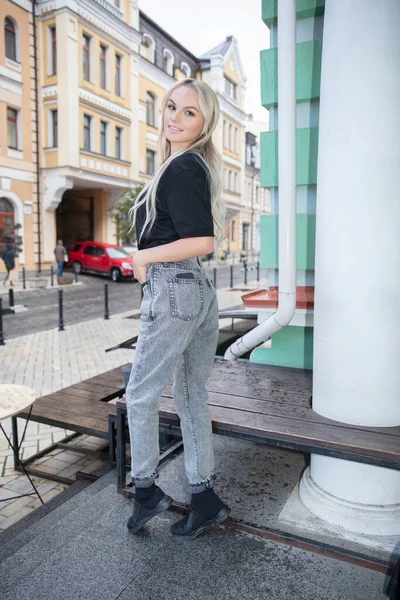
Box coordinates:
[126,257,219,494]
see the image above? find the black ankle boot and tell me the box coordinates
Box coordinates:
[127,486,173,534]
[171,489,230,540]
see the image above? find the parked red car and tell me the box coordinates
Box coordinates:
[67,241,135,282]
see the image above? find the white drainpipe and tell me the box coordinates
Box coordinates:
[225,0,297,361]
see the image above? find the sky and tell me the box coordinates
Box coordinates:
[139,0,271,124]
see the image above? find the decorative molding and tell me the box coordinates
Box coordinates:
[0,66,22,84]
[10,0,33,11]
[43,174,73,210]
[0,168,35,183]
[139,56,176,91]
[5,59,22,73]
[7,149,24,160]
[0,73,22,96]
[79,156,130,177]
[42,85,58,99]
[78,88,132,119]
[42,165,134,189]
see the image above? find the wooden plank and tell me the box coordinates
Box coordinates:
[17,404,112,437]
[26,395,115,421]
[156,397,400,464]
[161,384,400,438]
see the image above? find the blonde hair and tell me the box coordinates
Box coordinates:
[129,79,225,250]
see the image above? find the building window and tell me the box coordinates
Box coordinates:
[235,128,239,154]
[82,34,91,81]
[50,26,57,74]
[51,109,58,147]
[100,121,108,156]
[223,121,228,149]
[7,107,18,149]
[255,186,260,204]
[180,62,191,78]
[5,17,17,62]
[229,125,234,151]
[146,149,155,175]
[115,126,122,160]
[229,170,234,191]
[231,220,236,242]
[142,34,155,63]
[0,198,15,234]
[83,114,91,151]
[100,44,107,89]
[115,54,121,96]
[163,49,174,76]
[146,92,155,127]
[235,173,239,193]
[225,76,237,101]
[247,182,251,202]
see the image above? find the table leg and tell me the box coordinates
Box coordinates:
[0,421,44,504]
[116,406,127,490]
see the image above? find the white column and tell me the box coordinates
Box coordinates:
[299,0,400,535]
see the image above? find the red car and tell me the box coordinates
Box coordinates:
[67,241,135,282]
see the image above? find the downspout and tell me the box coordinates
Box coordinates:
[225,0,297,361]
[33,0,42,273]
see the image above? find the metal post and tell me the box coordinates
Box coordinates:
[8,288,14,308]
[58,289,64,331]
[244,260,248,285]
[0,298,4,345]
[230,264,234,288]
[104,283,109,320]
[257,261,260,282]
[50,265,54,286]
[74,269,78,283]
[213,267,217,289]
[22,267,26,290]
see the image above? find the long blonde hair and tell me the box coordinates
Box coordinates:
[129,79,225,249]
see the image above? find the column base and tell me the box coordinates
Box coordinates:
[299,466,400,537]
[279,480,399,554]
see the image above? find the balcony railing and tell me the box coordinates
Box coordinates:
[91,0,124,20]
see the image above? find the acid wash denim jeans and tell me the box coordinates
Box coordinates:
[126,257,219,494]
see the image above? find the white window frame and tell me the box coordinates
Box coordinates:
[83,113,93,151]
[180,61,191,78]
[229,170,233,191]
[163,48,174,76]
[48,108,58,147]
[229,125,234,152]
[235,172,239,193]
[115,125,125,160]
[235,128,239,154]
[5,16,20,64]
[223,121,228,149]
[100,120,110,156]
[99,43,109,90]
[46,24,57,76]
[142,33,156,63]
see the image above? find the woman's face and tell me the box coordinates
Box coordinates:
[163,85,205,153]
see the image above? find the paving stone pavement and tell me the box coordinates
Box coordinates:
[0,283,257,530]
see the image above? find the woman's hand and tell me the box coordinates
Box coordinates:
[132,251,148,284]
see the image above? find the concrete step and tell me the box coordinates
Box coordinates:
[0,469,117,566]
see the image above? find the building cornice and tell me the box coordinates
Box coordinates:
[9,0,33,12]
[139,57,175,91]
[78,88,132,120]
[42,165,134,188]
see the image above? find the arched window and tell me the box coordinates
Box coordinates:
[163,49,174,76]
[146,92,156,127]
[5,17,17,62]
[142,34,155,63]
[180,62,191,78]
[0,197,15,233]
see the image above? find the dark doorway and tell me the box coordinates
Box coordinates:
[56,191,94,251]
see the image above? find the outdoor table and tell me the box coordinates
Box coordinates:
[0,384,43,504]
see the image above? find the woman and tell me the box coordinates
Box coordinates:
[126,79,230,539]
[2,242,15,286]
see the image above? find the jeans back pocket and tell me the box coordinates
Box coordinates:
[167,278,204,321]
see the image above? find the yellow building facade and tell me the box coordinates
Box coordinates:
[0,0,37,273]
[1,1,269,277]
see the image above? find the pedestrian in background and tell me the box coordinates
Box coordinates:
[126,78,229,539]
[54,240,67,278]
[2,242,15,286]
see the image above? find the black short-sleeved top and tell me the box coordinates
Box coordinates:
[135,152,214,250]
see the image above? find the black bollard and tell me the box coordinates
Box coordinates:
[230,264,234,288]
[213,267,217,289]
[8,288,14,308]
[0,298,4,346]
[74,269,78,283]
[58,289,64,331]
[257,261,260,282]
[50,265,54,286]
[22,267,26,290]
[104,283,109,320]
[244,260,248,285]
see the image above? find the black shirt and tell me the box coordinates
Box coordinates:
[135,152,214,250]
